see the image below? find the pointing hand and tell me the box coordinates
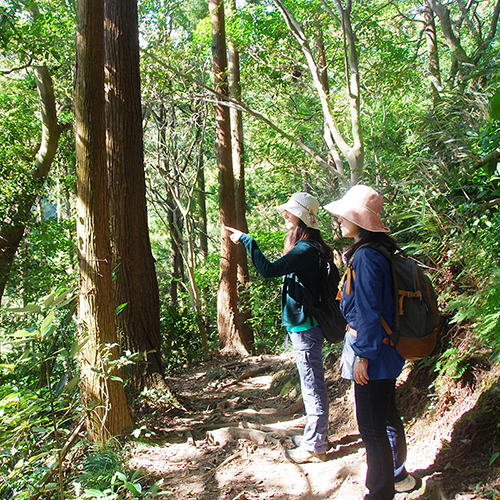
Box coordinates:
[224,226,243,243]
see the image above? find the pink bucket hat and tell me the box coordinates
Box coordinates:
[275,192,320,230]
[324,184,390,233]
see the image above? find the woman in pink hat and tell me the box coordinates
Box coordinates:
[226,192,339,464]
[325,185,416,499]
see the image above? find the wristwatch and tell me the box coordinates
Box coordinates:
[355,356,367,363]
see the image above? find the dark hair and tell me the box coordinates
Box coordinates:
[284,219,334,263]
[344,228,399,262]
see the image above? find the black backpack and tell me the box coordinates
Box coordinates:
[344,245,441,360]
[303,253,347,344]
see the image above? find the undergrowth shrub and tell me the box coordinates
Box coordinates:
[0,289,80,498]
[160,302,206,372]
[69,444,162,499]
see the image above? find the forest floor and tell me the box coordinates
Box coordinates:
[128,349,500,500]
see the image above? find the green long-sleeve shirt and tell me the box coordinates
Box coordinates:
[239,233,320,327]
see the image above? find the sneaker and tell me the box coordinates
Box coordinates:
[395,474,417,492]
[285,447,327,464]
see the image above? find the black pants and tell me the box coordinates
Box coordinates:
[355,379,408,500]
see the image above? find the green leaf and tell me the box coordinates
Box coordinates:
[12,329,38,338]
[115,302,128,315]
[53,374,68,397]
[124,480,142,495]
[31,426,49,433]
[6,304,42,314]
[63,375,80,394]
[485,158,498,177]
[40,310,55,336]
[43,291,57,309]
[490,452,499,466]
[71,339,87,357]
[53,289,76,308]
[113,471,127,483]
[490,93,500,121]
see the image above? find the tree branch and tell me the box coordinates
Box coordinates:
[140,49,345,181]
[428,0,471,64]
[0,59,33,75]
[485,0,500,44]
[273,0,350,158]
[473,147,500,169]
[29,417,86,500]
[32,65,61,178]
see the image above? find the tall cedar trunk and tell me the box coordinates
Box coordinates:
[210,0,248,355]
[104,0,165,393]
[75,0,133,440]
[227,12,254,350]
[0,66,60,305]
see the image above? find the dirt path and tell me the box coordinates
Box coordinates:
[128,353,499,500]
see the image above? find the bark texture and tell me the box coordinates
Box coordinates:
[228,16,254,350]
[76,0,133,440]
[104,0,165,393]
[210,0,248,355]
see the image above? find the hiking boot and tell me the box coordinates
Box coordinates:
[291,435,302,447]
[395,474,417,492]
[285,448,326,464]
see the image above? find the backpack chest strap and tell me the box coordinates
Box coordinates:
[337,266,355,300]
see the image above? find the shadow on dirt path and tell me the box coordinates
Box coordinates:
[128,353,499,500]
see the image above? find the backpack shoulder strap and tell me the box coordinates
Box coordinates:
[337,244,372,299]
[338,244,399,343]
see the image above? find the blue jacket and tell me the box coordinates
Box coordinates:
[239,234,320,327]
[340,246,405,380]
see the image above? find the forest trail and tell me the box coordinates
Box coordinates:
[128,353,500,500]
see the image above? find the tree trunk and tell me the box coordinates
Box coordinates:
[424,0,442,105]
[104,0,165,393]
[0,66,60,305]
[167,195,185,305]
[314,21,343,187]
[196,114,209,261]
[164,104,185,305]
[210,0,248,356]
[227,5,254,350]
[75,0,133,441]
[428,0,471,67]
